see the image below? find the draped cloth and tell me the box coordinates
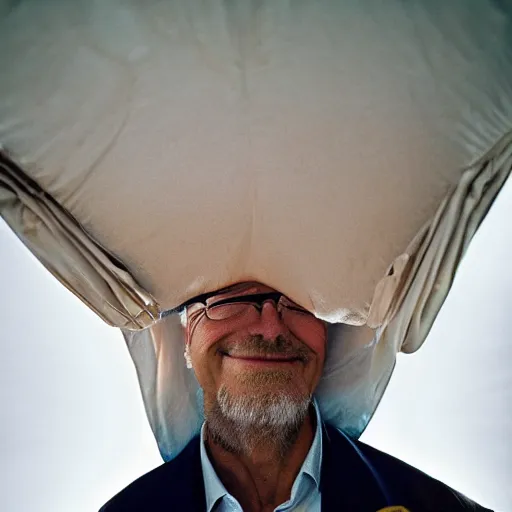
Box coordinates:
[0,0,511,460]
[2,132,510,459]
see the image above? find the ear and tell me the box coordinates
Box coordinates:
[181,321,190,346]
[179,309,189,341]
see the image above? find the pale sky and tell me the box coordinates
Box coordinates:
[0,178,511,511]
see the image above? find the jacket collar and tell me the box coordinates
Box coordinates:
[182,420,390,511]
[320,422,390,511]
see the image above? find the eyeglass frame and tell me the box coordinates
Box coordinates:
[187,292,315,322]
[173,289,313,321]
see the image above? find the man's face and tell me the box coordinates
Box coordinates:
[184,282,327,429]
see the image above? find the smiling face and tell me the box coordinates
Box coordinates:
[184,281,327,453]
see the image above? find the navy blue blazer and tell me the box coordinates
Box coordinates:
[100,424,492,511]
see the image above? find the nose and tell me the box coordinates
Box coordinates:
[247,300,289,340]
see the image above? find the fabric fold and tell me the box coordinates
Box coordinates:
[0,151,160,330]
[383,129,512,355]
[1,128,511,460]
[121,130,512,460]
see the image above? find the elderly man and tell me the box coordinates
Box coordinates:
[101,281,491,512]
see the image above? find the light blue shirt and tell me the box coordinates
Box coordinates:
[200,400,323,512]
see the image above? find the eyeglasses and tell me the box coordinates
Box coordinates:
[187,292,315,322]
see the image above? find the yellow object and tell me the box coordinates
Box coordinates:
[377,507,411,512]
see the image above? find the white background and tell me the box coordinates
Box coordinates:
[0,178,511,511]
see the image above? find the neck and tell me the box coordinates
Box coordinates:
[205,407,316,512]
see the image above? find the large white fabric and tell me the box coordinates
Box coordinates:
[0,0,511,461]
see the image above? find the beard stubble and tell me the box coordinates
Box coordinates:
[205,365,312,459]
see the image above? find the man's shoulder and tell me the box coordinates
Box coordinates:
[99,436,203,512]
[325,425,492,511]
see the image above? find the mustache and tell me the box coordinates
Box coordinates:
[220,335,312,362]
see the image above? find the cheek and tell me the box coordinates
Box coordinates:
[308,324,328,387]
[294,320,327,360]
[186,322,224,394]
[188,319,229,362]
[310,337,327,363]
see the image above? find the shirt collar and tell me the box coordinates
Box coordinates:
[300,397,323,488]
[200,426,228,512]
[200,399,323,512]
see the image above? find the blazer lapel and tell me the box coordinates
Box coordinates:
[162,436,207,511]
[320,424,388,512]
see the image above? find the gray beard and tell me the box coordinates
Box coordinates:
[205,371,311,459]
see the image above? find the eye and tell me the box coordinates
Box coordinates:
[208,302,249,320]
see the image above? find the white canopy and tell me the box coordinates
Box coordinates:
[0,0,511,460]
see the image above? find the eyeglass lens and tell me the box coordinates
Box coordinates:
[206,293,311,321]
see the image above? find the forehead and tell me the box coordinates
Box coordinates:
[214,281,277,296]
